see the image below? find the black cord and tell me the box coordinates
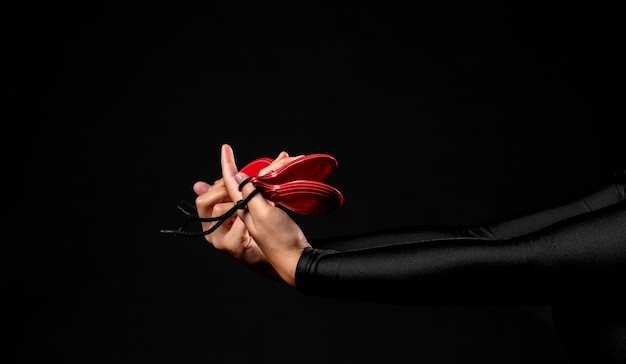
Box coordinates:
[160,177,258,237]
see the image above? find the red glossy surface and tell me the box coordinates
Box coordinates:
[239,154,344,215]
[240,157,274,176]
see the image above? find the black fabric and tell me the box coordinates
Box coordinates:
[296,170,626,362]
[297,171,625,304]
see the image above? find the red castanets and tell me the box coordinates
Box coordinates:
[239,154,344,215]
[161,153,344,237]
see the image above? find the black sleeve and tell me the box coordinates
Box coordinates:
[308,170,626,250]
[297,172,626,305]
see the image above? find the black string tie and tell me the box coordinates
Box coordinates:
[160,177,258,237]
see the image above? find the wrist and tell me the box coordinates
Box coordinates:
[273,247,307,287]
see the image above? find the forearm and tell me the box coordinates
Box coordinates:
[296,200,626,305]
[309,171,626,251]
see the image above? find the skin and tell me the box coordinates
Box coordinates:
[193,144,310,286]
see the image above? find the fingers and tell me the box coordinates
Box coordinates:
[195,188,251,254]
[195,182,229,210]
[194,181,231,240]
[258,152,305,177]
[273,151,290,162]
[193,181,211,195]
[220,144,242,203]
[221,144,274,217]
[207,200,240,249]
[194,178,225,196]
[220,144,240,187]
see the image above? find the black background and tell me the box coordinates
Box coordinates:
[6,1,625,363]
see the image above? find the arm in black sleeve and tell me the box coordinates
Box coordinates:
[309,170,625,251]
[297,173,626,305]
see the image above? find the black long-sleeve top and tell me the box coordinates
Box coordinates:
[296,171,626,305]
[296,170,626,363]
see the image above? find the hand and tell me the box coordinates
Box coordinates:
[193,146,309,284]
[219,144,312,286]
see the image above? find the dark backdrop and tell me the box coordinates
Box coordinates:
[6,1,625,363]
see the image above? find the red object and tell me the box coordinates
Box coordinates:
[240,154,344,215]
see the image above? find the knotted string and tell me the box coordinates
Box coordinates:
[161,177,257,237]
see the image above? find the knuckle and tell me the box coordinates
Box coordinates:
[195,194,209,208]
[213,203,230,216]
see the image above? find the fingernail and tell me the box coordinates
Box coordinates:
[234,172,248,184]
